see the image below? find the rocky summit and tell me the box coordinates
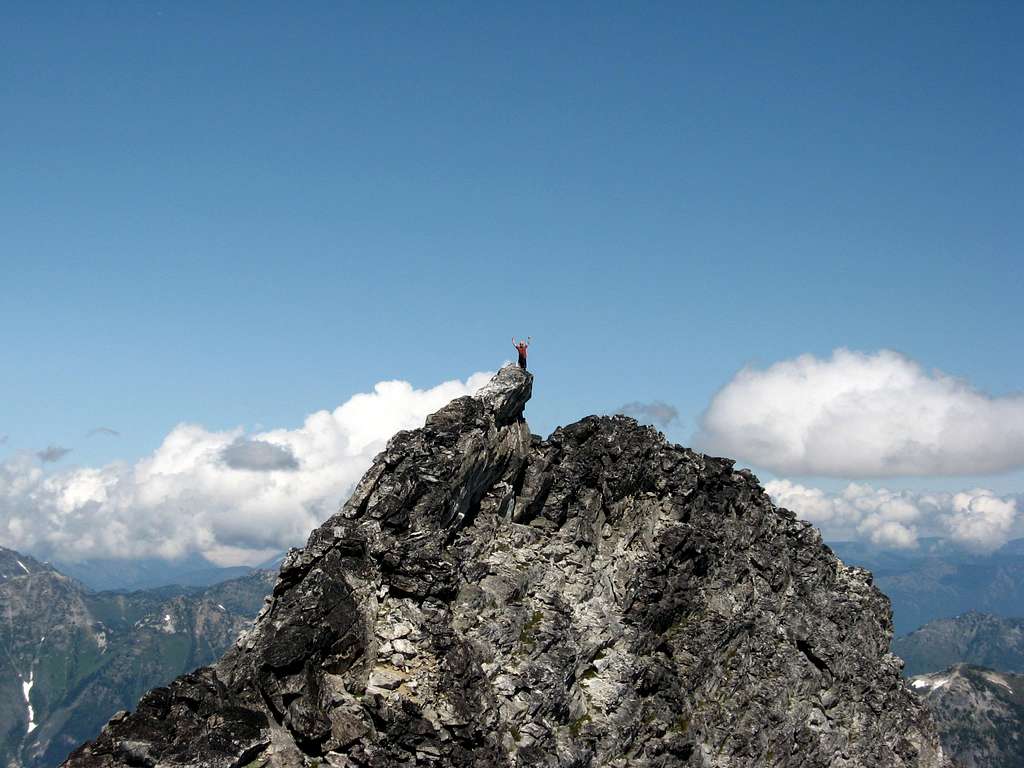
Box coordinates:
[64,366,950,768]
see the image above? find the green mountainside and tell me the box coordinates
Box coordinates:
[0,547,274,768]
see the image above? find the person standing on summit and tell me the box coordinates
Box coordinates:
[513,337,530,369]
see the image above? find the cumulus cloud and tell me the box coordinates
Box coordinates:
[766,480,1018,552]
[0,371,493,566]
[945,490,1017,552]
[221,438,299,471]
[698,349,1024,477]
[616,401,679,427]
[87,427,120,438]
[37,445,72,463]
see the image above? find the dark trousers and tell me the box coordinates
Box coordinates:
[518,354,527,370]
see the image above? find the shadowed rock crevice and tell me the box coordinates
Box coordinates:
[64,365,951,767]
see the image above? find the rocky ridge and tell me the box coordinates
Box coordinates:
[0,548,59,582]
[910,664,1024,767]
[65,365,950,767]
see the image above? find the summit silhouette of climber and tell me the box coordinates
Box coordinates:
[513,337,531,370]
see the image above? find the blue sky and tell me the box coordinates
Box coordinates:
[1,4,1022,560]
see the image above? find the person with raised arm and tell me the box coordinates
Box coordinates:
[513,337,531,370]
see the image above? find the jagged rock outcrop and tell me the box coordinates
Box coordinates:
[64,366,951,767]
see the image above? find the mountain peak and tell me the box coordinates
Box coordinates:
[64,369,950,767]
[472,364,533,423]
[0,546,56,583]
[909,663,1024,767]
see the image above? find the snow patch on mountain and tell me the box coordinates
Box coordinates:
[22,670,36,733]
[980,670,1013,692]
[913,676,951,691]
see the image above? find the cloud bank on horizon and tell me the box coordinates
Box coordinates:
[2,349,1022,564]
[0,371,493,566]
[766,480,1017,552]
[698,348,1023,551]
[698,349,1024,477]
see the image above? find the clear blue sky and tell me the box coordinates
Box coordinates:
[3,3,1022,481]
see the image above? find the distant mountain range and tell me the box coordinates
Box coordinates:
[894,612,1024,677]
[909,664,1024,768]
[890,613,1024,766]
[0,547,275,768]
[830,537,1024,634]
[52,551,286,592]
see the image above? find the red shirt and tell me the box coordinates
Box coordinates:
[515,343,528,357]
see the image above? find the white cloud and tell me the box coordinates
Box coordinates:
[0,371,493,566]
[615,401,679,427]
[864,521,918,549]
[946,490,1017,552]
[766,479,1018,552]
[698,349,1024,477]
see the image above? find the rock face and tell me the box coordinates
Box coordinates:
[64,366,950,767]
[910,664,1024,767]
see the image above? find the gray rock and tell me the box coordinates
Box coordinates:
[63,364,951,767]
[368,668,407,692]
[391,638,416,656]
